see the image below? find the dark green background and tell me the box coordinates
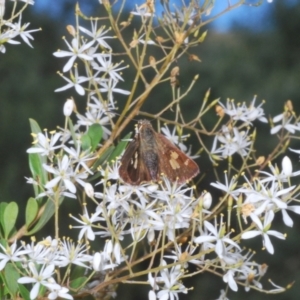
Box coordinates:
[0,1,299,299]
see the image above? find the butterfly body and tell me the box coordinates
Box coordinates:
[119,120,199,185]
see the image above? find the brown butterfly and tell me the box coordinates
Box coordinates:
[119,120,199,185]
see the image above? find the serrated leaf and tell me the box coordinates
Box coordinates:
[87,124,103,152]
[70,276,88,289]
[81,134,91,151]
[3,202,18,239]
[26,197,64,235]
[25,198,39,229]
[107,132,132,162]
[4,263,20,296]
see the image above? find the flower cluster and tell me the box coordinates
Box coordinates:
[0,0,39,53]
[0,237,122,300]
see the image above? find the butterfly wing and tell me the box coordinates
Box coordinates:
[156,133,199,183]
[119,137,153,185]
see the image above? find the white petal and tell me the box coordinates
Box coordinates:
[273,113,284,122]
[64,179,76,194]
[267,230,285,240]
[30,282,40,300]
[204,221,218,236]
[148,290,156,300]
[194,235,216,244]
[249,214,263,230]
[45,176,61,189]
[281,209,293,227]
[263,234,274,254]
[264,210,274,226]
[270,125,282,135]
[287,205,300,214]
[241,230,261,239]
[75,84,85,96]
[63,56,77,72]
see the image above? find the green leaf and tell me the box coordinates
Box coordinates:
[81,134,91,151]
[28,153,47,197]
[3,202,18,239]
[70,276,88,289]
[107,132,131,162]
[0,272,6,299]
[90,146,115,173]
[70,266,87,281]
[25,198,39,229]
[4,263,20,296]
[0,202,7,238]
[68,118,78,149]
[18,283,30,300]
[87,124,103,152]
[28,119,48,197]
[29,118,42,134]
[26,197,64,235]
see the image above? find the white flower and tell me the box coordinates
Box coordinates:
[70,206,104,241]
[27,131,62,157]
[211,126,252,158]
[53,37,94,72]
[241,210,285,254]
[63,144,94,175]
[218,97,267,124]
[0,240,31,270]
[47,281,73,300]
[92,250,117,272]
[55,67,89,95]
[93,53,127,82]
[194,217,240,259]
[56,239,92,268]
[98,77,130,108]
[18,263,56,300]
[240,179,295,215]
[210,173,240,200]
[257,158,300,184]
[79,21,113,49]
[149,260,187,300]
[5,14,40,48]
[271,113,300,135]
[43,155,77,194]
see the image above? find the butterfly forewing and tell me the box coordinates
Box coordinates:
[119,128,153,185]
[156,133,199,183]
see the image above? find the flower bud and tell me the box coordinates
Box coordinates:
[0,0,5,19]
[63,98,75,116]
[84,183,94,198]
[282,156,292,176]
[203,192,212,209]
